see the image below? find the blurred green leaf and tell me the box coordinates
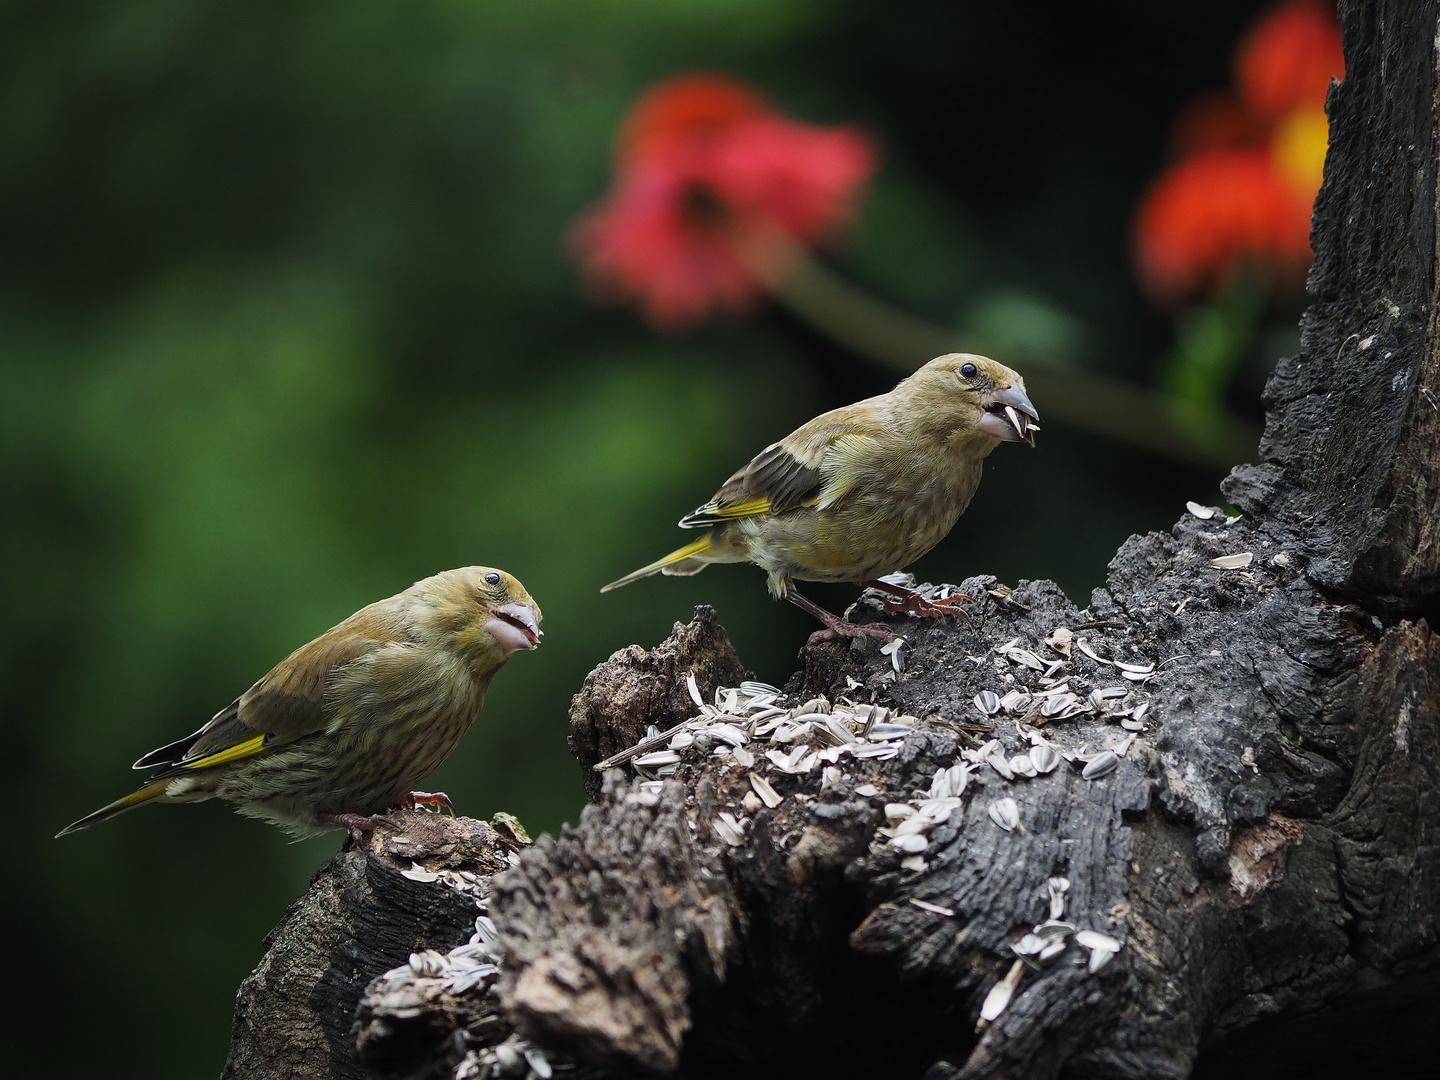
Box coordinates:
[1157,277,1267,463]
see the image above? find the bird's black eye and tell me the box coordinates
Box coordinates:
[484,572,501,586]
[960,362,978,379]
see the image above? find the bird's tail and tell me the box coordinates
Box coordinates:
[601,533,717,592]
[55,777,174,837]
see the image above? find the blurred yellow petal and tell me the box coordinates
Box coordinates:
[1271,104,1330,196]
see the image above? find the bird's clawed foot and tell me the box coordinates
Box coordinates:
[400,790,456,815]
[804,621,898,648]
[785,585,897,649]
[862,580,971,619]
[320,811,393,846]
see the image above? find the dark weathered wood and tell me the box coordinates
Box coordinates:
[568,605,748,802]
[223,3,1440,1078]
[1228,0,1440,612]
[498,774,733,1074]
[489,560,1434,1079]
[222,812,526,1080]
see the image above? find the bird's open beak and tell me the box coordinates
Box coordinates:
[486,602,543,654]
[976,384,1041,446]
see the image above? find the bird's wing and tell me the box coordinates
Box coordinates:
[814,431,881,510]
[138,630,384,773]
[679,405,883,526]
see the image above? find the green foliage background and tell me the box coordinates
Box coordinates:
[2,1,1280,1075]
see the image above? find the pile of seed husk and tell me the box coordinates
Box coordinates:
[594,668,1133,1029]
[969,630,1156,731]
[976,875,1124,1030]
[595,640,1147,862]
[366,857,559,1080]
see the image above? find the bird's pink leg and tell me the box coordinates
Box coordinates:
[861,579,970,619]
[319,811,391,845]
[785,585,896,647]
[400,791,455,815]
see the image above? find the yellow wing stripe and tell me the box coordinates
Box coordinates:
[712,496,772,518]
[181,733,269,770]
[689,496,773,521]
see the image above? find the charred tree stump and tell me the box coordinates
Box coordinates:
[221,811,532,1080]
[223,2,1439,1078]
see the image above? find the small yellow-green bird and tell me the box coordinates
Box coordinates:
[57,567,542,839]
[603,353,1037,642]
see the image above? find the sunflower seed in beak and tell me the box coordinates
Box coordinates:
[1004,405,1027,440]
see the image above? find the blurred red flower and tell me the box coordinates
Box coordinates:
[1134,1,1343,306]
[572,74,878,330]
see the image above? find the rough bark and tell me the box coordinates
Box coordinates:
[222,2,1440,1078]
[567,605,749,803]
[222,811,530,1080]
[1233,0,1440,612]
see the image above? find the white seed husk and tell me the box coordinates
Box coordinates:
[1081,751,1120,779]
[1007,648,1046,671]
[750,773,783,808]
[1112,659,1155,675]
[974,690,1003,716]
[1041,693,1078,718]
[1087,947,1116,973]
[1075,930,1121,952]
[1211,552,1255,569]
[634,750,682,768]
[914,797,960,825]
[852,743,899,760]
[713,813,746,847]
[708,723,749,746]
[891,832,929,853]
[894,816,932,837]
[989,797,1020,831]
[1000,689,1032,713]
[740,680,781,697]
[1038,940,1069,963]
[909,898,955,917]
[1029,744,1060,774]
[980,979,1015,1021]
[1012,933,1046,956]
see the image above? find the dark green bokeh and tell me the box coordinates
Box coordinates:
[3,2,1272,1076]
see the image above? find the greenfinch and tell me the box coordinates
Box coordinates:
[603,354,1037,642]
[57,567,542,839]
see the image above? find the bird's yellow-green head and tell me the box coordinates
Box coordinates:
[411,566,543,667]
[900,353,1040,446]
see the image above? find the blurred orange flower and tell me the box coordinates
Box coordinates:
[571,74,878,330]
[1134,1,1343,305]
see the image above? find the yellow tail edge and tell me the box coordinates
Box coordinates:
[601,533,714,592]
[55,777,172,838]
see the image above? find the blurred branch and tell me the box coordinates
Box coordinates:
[740,230,1260,469]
